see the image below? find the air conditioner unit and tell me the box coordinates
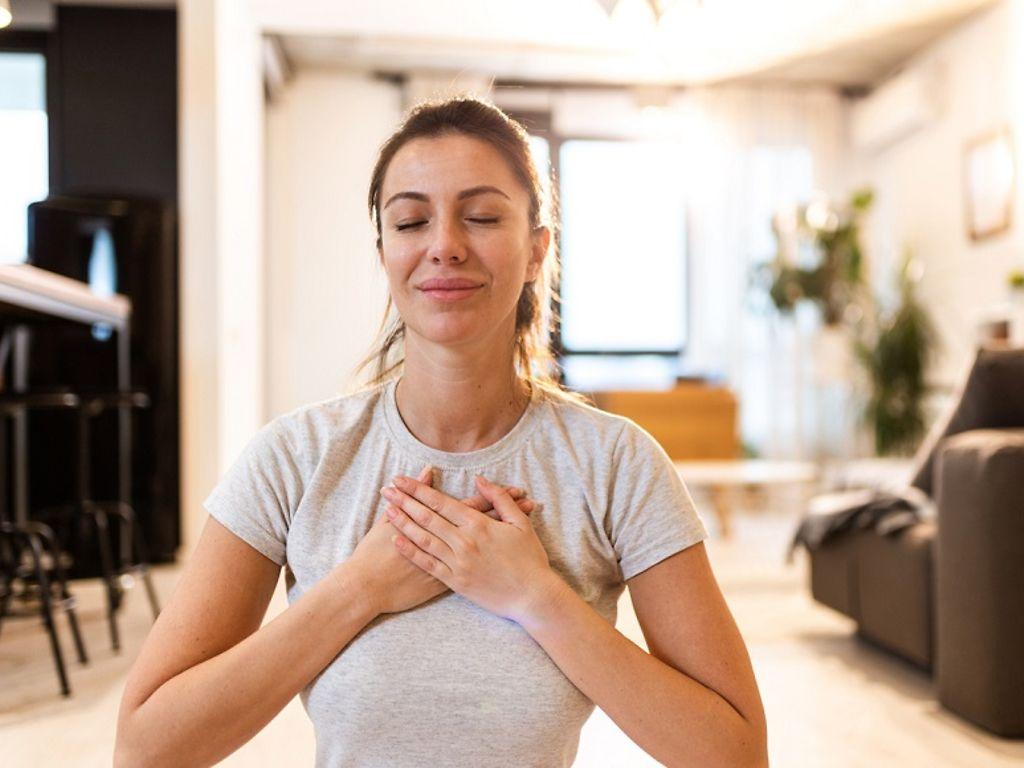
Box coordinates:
[850,63,945,152]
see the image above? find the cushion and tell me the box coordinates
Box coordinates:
[855,521,935,670]
[909,347,1024,497]
[934,429,1024,736]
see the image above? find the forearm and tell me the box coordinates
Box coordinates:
[116,562,379,768]
[520,576,766,768]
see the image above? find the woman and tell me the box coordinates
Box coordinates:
[115,97,768,768]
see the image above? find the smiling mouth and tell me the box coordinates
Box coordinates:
[419,286,482,302]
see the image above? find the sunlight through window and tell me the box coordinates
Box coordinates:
[0,52,48,265]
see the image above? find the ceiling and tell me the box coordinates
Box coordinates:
[276,0,999,90]
[728,4,992,89]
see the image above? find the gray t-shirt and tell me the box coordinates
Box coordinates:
[204,376,708,768]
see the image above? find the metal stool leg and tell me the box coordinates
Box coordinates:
[105,501,160,619]
[21,529,71,697]
[135,522,161,621]
[0,534,13,639]
[86,504,121,652]
[77,409,123,652]
[28,521,88,665]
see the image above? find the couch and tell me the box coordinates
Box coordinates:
[806,347,1024,738]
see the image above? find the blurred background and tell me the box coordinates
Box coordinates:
[2,1,1023,765]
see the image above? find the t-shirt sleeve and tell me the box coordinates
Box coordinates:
[606,420,709,581]
[202,418,304,567]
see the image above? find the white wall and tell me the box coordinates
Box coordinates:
[851,0,1024,387]
[179,0,264,551]
[264,70,401,415]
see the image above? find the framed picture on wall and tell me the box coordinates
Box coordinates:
[964,127,1016,241]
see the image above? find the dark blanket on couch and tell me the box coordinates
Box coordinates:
[786,489,925,563]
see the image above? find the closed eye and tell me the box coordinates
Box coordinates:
[395,220,427,231]
[395,217,500,231]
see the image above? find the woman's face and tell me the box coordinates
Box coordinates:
[377,133,549,350]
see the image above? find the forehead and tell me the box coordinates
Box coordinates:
[381,133,524,202]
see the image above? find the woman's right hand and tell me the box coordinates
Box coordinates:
[348,465,536,617]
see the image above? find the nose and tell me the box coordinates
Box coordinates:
[426,215,468,264]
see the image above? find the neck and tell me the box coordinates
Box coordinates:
[394,331,532,453]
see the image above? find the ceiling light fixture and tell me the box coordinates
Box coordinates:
[0,0,13,30]
[597,0,701,23]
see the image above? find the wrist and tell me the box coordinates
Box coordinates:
[514,569,572,634]
[329,560,382,624]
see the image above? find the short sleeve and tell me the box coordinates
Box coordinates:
[202,418,304,567]
[607,421,709,581]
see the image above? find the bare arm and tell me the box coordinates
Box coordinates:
[114,516,378,768]
[520,543,768,768]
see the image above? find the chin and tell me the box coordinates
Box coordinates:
[408,315,488,347]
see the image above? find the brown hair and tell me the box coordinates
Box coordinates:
[353,95,586,405]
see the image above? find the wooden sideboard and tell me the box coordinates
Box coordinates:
[589,382,739,460]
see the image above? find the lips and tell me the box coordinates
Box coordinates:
[416,277,484,303]
[417,277,484,290]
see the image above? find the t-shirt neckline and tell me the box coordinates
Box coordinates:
[381,375,542,470]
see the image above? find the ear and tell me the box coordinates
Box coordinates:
[526,225,550,283]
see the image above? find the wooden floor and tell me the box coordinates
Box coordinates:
[2,496,1022,767]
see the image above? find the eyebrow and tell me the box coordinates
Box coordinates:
[382,185,511,211]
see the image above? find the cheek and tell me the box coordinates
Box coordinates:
[381,248,414,286]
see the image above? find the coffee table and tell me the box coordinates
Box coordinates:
[674,460,819,537]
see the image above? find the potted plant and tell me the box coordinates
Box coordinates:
[761,188,874,325]
[854,252,937,456]
[1009,268,1024,299]
[1008,268,1024,344]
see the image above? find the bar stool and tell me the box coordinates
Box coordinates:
[0,391,89,697]
[4,387,160,654]
[74,389,161,650]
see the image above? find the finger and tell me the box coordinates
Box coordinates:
[460,493,489,512]
[378,465,432,522]
[460,493,534,518]
[381,485,462,554]
[383,496,455,563]
[461,486,523,510]
[391,532,453,583]
[474,475,530,528]
[392,475,476,527]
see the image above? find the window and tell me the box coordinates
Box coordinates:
[556,139,688,388]
[527,134,552,217]
[0,51,48,264]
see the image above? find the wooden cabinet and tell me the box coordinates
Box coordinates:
[589,382,739,460]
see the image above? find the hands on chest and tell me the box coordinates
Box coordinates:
[347,465,562,625]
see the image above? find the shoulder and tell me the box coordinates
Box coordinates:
[535,385,657,461]
[260,382,387,463]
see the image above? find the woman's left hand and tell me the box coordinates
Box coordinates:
[380,473,562,625]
